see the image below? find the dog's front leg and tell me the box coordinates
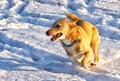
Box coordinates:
[75,55,84,67]
[82,49,92,70]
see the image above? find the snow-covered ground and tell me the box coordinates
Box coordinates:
[0,0,120,81]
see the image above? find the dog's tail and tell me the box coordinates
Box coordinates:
[61,7,80,21]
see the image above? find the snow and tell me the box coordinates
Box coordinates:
[0,0,120,81]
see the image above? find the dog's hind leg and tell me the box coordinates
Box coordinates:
[90,27,100,65]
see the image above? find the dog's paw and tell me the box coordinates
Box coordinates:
[85,66,92,71]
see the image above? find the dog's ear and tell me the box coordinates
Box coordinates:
[61,6,80,21]
[76,20,83,26]
[63,18,67,20]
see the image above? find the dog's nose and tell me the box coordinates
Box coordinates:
[46,31,49,36]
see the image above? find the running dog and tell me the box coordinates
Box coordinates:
[46,11,100,70]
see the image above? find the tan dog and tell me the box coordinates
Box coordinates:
[46,11,100,70]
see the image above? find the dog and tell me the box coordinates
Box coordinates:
[46,11,100,70]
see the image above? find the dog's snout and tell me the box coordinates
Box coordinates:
[46,31,50,36]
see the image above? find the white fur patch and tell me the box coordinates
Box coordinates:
[62,39,71,45]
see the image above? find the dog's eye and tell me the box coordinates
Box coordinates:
[56,24,61,28]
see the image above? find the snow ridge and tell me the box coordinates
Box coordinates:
[0,0,120,81]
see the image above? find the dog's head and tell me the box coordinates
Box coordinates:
[46,18,70,41]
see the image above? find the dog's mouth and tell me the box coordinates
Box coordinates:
[51,33,63,41]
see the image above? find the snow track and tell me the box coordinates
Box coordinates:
[0,0,120,81]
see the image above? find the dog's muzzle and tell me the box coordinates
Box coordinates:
[46,30,50,36]
[46,30,63,41]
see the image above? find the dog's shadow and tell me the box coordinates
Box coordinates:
[34,50,120,81]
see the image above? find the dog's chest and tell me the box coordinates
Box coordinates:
[61,39,79,55]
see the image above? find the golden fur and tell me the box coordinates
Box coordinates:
[46,12,100,70]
